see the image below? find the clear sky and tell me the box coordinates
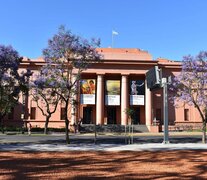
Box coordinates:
[0,0,207,60]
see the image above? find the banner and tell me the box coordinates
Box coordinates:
[80,79,96,104]
[130,80,145,105]
[105,80,120,105]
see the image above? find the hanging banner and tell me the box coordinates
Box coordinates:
[130,80,145,105]
[105,80,120,105]
[80,79,96,104]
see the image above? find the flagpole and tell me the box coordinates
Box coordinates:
[112,30,118,48]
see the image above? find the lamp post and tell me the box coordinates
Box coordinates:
[162,78,169,144]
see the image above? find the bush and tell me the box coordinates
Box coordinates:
[1,126,23,132]
[0,126,66,133]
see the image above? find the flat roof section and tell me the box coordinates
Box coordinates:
[96,48,153,61]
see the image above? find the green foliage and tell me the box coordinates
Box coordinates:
[0,126,66,133]
[125,108,135,118]
[124,108,135,124]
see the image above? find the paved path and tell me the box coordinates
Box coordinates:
[0,132,206,151]
[0,131,203,144]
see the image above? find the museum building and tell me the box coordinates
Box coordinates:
[5,48,202,132]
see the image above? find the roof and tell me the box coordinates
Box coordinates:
[22,56,44,62]
[96,48,153,61]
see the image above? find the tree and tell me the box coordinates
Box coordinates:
[124,107,135,144]
[42,26,101,143]
[125,108,135,124]
[171,51,207,143]
[0,45,31,133]
[31,64,61,134]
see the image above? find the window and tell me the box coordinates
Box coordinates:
[156,109,161,121]
[60,108,66,120]
[30,107,36,120]
[184,109,189,121]
[83,107,92,124]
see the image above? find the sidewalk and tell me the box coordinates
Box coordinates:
[73,131,203,136]
[1,142,207,152]
[0,131,206,151]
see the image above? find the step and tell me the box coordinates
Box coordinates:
[79,124,149,133]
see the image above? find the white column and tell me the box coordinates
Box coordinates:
[121,75,128,125]
[145,80,152,126]
[96,75,104,125]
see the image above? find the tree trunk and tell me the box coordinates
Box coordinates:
[44,115,51,134]
[0,114,4,134]
[202,112,207,144]
[64,103,70,144]
[65,118,70,144]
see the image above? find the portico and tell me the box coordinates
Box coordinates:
[80,73,151,126]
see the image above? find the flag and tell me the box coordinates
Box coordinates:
[112,30,118,35]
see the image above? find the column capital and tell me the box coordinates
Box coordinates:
[121,73,129,76]
[96,73,105,76]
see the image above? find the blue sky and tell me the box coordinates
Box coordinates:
[0,0,207,60]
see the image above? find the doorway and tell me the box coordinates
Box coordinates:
[83,107,92,124]
[107,107,116,124]
[132,107,140,124]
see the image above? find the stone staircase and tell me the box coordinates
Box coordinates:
[79,124,149,133]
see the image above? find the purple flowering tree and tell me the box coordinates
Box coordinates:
[31,63,61,134]
[42,26,101,143]
[171,51,207,143]
[0,45,31,133]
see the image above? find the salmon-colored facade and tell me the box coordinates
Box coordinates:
[5,48,203,132]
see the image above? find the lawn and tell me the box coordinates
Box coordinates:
[0,150,207,179]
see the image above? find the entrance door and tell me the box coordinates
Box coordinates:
[132,107,140,124]
[83,107,92,124]
[107,107,116,124]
